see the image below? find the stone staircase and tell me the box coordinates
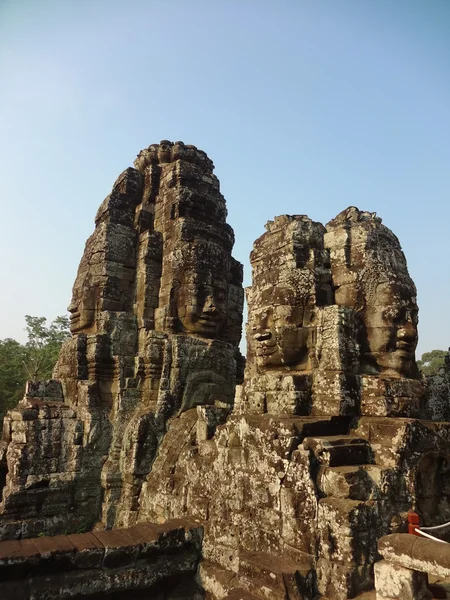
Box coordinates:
[303,433,379,599]
[200,422,387,600]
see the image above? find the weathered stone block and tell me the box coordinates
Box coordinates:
[374,560,432,600]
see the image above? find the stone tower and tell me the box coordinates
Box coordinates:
[0,141,244,537]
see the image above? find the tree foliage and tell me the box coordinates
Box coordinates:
[0,339,27,414]
[0,316,70,422]
[23,315,70,380]
[417,349,448,377]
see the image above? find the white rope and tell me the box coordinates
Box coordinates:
[419,519,450,532]
[414,528,448,544]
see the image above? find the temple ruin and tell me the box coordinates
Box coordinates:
[0,141,449,599]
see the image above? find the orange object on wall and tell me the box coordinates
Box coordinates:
[407,511,420,535]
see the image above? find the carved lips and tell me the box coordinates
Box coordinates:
[254,331,277,359]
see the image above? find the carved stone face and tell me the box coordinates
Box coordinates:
[175,274,227,337]
[68,278,101,334]
[363,282,418,377]
[252,287,315,370]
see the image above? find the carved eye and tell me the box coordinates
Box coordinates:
[391,307,404,321]
[383,307,400,322]
[215,289,226,302]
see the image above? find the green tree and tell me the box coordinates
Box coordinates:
[0,338,27,417]
[23,315,70,380]
[417,349,448,377]
[0,315,70,422]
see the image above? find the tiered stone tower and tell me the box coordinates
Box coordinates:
[0,141,244,537]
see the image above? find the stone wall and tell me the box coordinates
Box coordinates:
[0,518,203,599]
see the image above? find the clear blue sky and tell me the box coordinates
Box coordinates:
[0,0,449,356]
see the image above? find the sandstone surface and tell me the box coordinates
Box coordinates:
[0,143,449,599]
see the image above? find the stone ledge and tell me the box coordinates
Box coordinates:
[0,518,202,582]
[378,534,450,578]
[0,551,201,599]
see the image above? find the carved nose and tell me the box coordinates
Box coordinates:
[204,296,218,313]
[398,322,417,341]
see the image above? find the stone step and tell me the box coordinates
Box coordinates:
[317,558,374,600]
[318,498,377,535]
[368,442,401,469]
[317,465,385,500]
[317,499,378,574]
[303,436,374,467]
[200,554,314,600]
[238,551,314,600]
[293,416,351,440]
[199,560,238,599]
[350,418,409,468]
